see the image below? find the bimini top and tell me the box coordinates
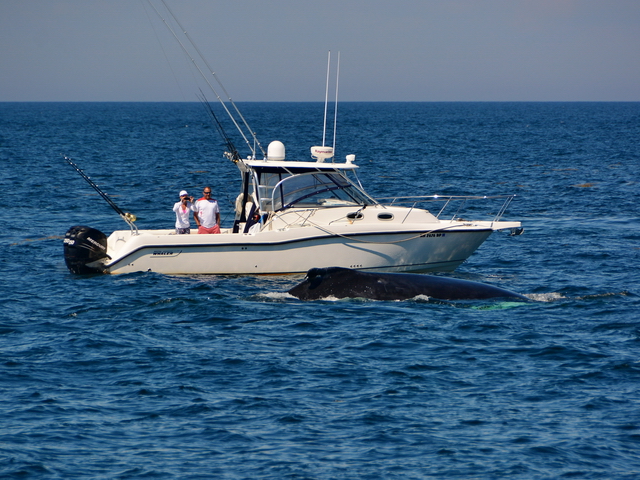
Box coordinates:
[240,158,359,173]
[239,140,359,173]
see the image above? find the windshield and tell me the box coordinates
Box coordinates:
[271,172,374,211]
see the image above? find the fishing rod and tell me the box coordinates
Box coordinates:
[146,0,265,159]
[62,155,138,233]
[159,0,266,158]
[197,90,241,163]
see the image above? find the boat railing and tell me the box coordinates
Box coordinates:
[376,194,516,224]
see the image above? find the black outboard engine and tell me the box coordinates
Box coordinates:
[63,226,109,274]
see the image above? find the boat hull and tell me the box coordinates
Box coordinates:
[98,225,499,275]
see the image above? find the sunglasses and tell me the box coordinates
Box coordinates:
[203,191,212,195]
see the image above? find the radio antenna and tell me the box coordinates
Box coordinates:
[322,51,331,147]
[332,51,340,154]
[311,51,340,163]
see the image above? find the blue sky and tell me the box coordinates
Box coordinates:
[1,0,639,102]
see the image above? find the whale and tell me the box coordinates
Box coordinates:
[288,267,530,302]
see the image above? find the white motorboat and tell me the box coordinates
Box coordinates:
[62,4,522,276]
[63,142,522,275]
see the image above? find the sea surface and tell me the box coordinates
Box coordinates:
[1,101,639,479]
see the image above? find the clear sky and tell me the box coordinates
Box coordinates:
[1,0,639,102]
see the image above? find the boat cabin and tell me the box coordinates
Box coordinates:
[232,152,377,233]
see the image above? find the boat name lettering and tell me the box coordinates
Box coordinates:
[152,250,180,256]
[421,233,446,238]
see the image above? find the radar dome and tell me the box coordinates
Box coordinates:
[310,146,334,163]
[267,141,285,161]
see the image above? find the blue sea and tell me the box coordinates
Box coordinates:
[1,101,639,479]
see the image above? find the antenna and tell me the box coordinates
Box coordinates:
[332,51,340,154]
[322,51,331,147]
[312,51,339,163]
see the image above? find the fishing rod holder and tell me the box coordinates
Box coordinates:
[122,213,139,235]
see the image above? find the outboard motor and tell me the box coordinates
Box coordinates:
[63,226,108,274]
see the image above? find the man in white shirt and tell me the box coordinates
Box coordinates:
[193,187,221,234]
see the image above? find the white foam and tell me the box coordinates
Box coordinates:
[525,292,565,302]
[256,291,297,301]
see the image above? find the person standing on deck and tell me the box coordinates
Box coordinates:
[173,190,194,234]
[193,186,221,234]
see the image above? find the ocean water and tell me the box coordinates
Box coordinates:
[1,101,639,479]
